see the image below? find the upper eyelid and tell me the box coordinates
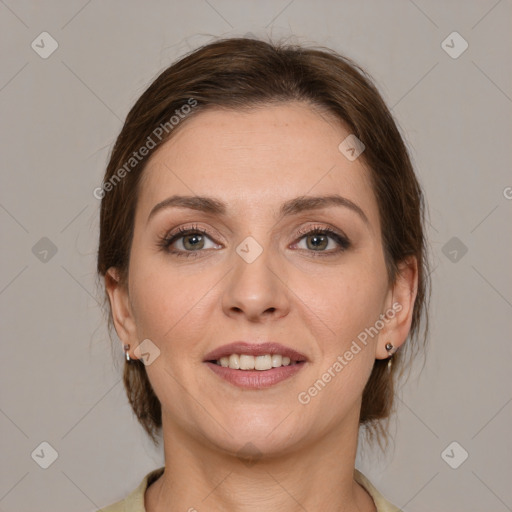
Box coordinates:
[164,222,344,236]
[164,224,221,241]
[163,223,348,246]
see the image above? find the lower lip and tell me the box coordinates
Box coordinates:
[204,361,306,389]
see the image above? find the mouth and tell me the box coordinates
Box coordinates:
[207,354,302,370]
[203,342,308,389]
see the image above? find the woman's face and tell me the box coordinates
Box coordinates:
[109,102,411,457]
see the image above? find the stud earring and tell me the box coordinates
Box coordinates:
[385,342,395,370]
[124,344,131,362]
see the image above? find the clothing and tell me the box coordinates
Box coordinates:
[98,466,402,511]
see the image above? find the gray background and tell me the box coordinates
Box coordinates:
[1,1,511,511]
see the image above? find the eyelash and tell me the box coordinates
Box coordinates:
[157,223,351,258]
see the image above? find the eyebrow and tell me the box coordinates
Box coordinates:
[147,194,370,227]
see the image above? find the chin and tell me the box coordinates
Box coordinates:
[212,433,302,463]
[199,411,308,460]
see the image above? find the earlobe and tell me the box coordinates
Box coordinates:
[105,267,138,354]
[376,256,419,359]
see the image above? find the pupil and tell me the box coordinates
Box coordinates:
[185,234,203,250]
[309,235,326,250]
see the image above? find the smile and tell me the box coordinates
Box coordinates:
[204,358,306,389]
[212,353,299,370]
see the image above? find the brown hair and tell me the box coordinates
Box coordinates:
[97,36,431,445]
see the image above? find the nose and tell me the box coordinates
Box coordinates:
[222,243,290,322]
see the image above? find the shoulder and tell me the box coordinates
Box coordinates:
[98,467,165,512]
[354,469,402,512]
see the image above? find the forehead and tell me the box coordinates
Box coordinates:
[137,102,379,230]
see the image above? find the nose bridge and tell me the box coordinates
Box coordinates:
[222,233,288,320]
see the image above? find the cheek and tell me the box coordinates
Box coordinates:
[295,259,387,353]
[128,252,218,346]
[294,268,382,416]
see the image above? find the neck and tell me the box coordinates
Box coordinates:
[145,413,376,512]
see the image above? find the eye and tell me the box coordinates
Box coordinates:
[158,224,221,258]
[292,226,351,256]
[158,224,351,259]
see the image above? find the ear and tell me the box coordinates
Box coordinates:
[105,267,139,360]
[375,256,419,359]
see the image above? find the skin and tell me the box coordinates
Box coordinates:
[106,102,418,512]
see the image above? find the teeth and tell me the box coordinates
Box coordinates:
[228,354,240,369]
[271,354,282,367]
[255,355,272,370]
[214,354,297,370]
[240,354,254,370]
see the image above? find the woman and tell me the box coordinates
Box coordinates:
[97,36,430,512]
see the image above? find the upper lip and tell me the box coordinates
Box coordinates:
[203,342,308,362]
